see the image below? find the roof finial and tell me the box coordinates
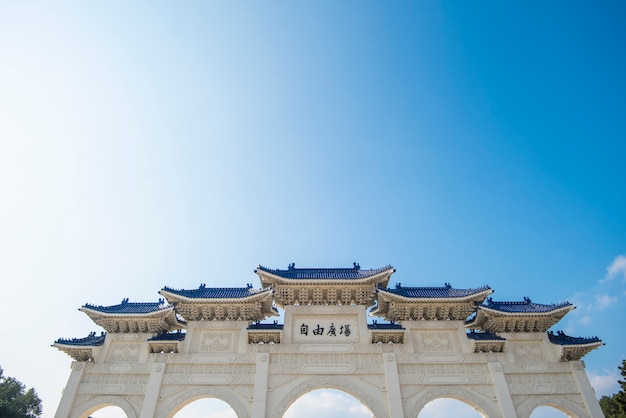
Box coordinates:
[122,298,129,304]
[445,282,451,289]
[524,296,531,303]
[353,262,360,270]
[396,283,402,289]
[288,263,295,270]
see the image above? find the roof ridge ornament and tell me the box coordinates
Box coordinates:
[353,262,360,270]
[288,263,295,270]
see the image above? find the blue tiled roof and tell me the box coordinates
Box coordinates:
[161,285,270,299]
[368,321,404,330]
[82,299,170,314]
[483,297,572,313]
[147,331,186,342]
[466,331,506,341]
[548,331,602,346]
[55,332,106,346]
[248,322,284,330]
[384,283,491,298]
[255,263,394,279]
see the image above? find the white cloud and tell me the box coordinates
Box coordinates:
[588,370,620,398]
[166,399,237,418]
[89,406,129,418]
[418,398,482,417]
[601,255,626,284]
[284,390,373,418]
[594,293,618,310]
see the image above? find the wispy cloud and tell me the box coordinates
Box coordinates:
[588,370,620,398]
[595,293,618,310]
[566,256,626,328]
[601,255,626,284]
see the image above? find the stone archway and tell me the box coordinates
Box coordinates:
[158,386,250,418]
[71,396,139,418]
[54,264,604,418]
[409,387,498,418]
[517,396,588,418]
[271,376,387,418]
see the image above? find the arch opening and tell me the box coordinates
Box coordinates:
[86,405,128,418]
[417,398,486,418]
[172,397,237,418]
[529,405,572,417]
[283,388,374,418]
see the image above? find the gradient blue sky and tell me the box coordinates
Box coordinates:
[1,2,625,417]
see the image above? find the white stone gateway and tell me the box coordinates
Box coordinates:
[53,264,605,418]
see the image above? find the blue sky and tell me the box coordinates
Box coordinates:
[1,2,625,417]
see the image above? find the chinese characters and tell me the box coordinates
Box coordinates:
[300,323,351,337]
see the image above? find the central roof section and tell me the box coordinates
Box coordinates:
[255,263,395,307]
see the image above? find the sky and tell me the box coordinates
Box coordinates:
[0,1,625,417]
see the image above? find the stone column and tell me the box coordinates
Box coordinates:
[571,361,604,418]
[139,358,167,418]
[55,362,86,418]
[383,353,404,418]
[488,362,517,417]
[252,352,270,418]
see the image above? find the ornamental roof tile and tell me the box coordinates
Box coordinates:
[466,331,506,341]
[147,331,186,342]
[384,283,491,298]
[161,285,270,299]
[248,322,284,330]
[82,299,170,314]
[548,331,602,346]
[368,321,404,330]
[255,263,394,280]
[483,297,572,313]
[54,332,106,347]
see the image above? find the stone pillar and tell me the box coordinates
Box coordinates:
[382,353,404,418]
[139,358,167,418]
[55,362,86,418]
[283,306,294,344]
[252,352,270,418]
[571,361,604,418]
[488,362,517,417]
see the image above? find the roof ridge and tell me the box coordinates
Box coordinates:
[485,297,572,307]
[83,299,165,309]
[257,264,393,272]
[392,283,491,291]
[547,330,602,344]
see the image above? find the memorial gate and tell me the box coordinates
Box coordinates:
[53,264,604,417]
